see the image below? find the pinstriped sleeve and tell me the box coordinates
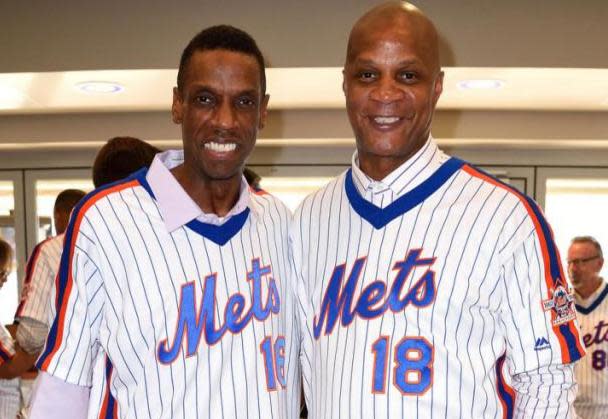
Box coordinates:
[497,202,583,416]
[499,206,584,375]
[512,364,577,418]
[15,236,61,324]
[36,211,105,387]
[0,324,15,364]
[289,207,314,409]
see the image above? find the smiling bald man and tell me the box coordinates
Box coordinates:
[291,2,584,418]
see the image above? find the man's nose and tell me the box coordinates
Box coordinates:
[213,101,237,130]
[370,78,405,104]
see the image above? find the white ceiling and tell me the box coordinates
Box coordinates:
[1,67,607,115]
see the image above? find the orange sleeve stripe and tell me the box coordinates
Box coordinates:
[462,165,583,363]
[39,180,140,370]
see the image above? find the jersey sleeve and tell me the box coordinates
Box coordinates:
[512,364,577,418]
[36,210,105,387]
[498,200,585,375]
[15,239,59,324]
[0,324,15,364]
[289,208,315,408]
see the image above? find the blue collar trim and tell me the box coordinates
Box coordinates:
[135,168,249,246]
[345,157,464,229]
[576,283,608,315]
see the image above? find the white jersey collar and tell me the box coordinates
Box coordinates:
[146,150,251,232]
[350,135,449,205]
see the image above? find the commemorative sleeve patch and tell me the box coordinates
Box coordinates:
[542,282,576,326]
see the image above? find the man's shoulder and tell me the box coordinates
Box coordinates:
[457,160,536,209]
[76,175,148,219]
[292,171,348,221]
[37,234,64,259]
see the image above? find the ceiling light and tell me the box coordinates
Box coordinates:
[75,81,124,94]
[0,85,26,109]
[457,79,505,90]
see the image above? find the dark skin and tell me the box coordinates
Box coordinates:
[53,208,70,235]
[343,2,443,180]
[171,49,269,216]
[0,343,38,379]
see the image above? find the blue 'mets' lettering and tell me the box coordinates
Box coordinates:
[158,258,279,363]
[313,249,436,339]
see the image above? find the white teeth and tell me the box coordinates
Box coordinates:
[374,116,400,124]
[205,142,236,152]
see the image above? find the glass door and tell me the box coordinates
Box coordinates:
[537,167,608,278]
[24,169,93,254]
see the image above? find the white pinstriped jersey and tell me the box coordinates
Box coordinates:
[37,167,300,419]
[291,140,584,419]
[16,234,63,325]
[574,280,608,419]
[0,324,14,364]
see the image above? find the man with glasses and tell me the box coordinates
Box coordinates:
[568,236,608,418]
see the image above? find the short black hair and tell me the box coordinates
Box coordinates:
[54,189,86,215]
[177,25,266,95]
[93,136,161,187]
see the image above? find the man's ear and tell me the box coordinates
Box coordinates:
[172,87,183,124]
[258,94,270,129]
[432,71,444,107]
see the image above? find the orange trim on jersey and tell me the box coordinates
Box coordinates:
[495,354,515,419]
[0,341,14,363]
[249,185,268,195]
[98,386,111,419]
[462,165,583,363]
[98,357,118,419]
[40,180,140,370]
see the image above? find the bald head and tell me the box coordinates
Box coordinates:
[346,2,441,74]
[342,1,444,180]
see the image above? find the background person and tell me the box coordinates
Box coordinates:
[568,236,608,419]
[0,189,85,419]
[92,136,160,187]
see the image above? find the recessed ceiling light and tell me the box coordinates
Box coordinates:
[457,79,505,90]
[76,81,124,94]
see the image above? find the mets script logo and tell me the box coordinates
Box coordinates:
[157,258,280,364]
[313,249,436,339]
[542,281,576,326]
